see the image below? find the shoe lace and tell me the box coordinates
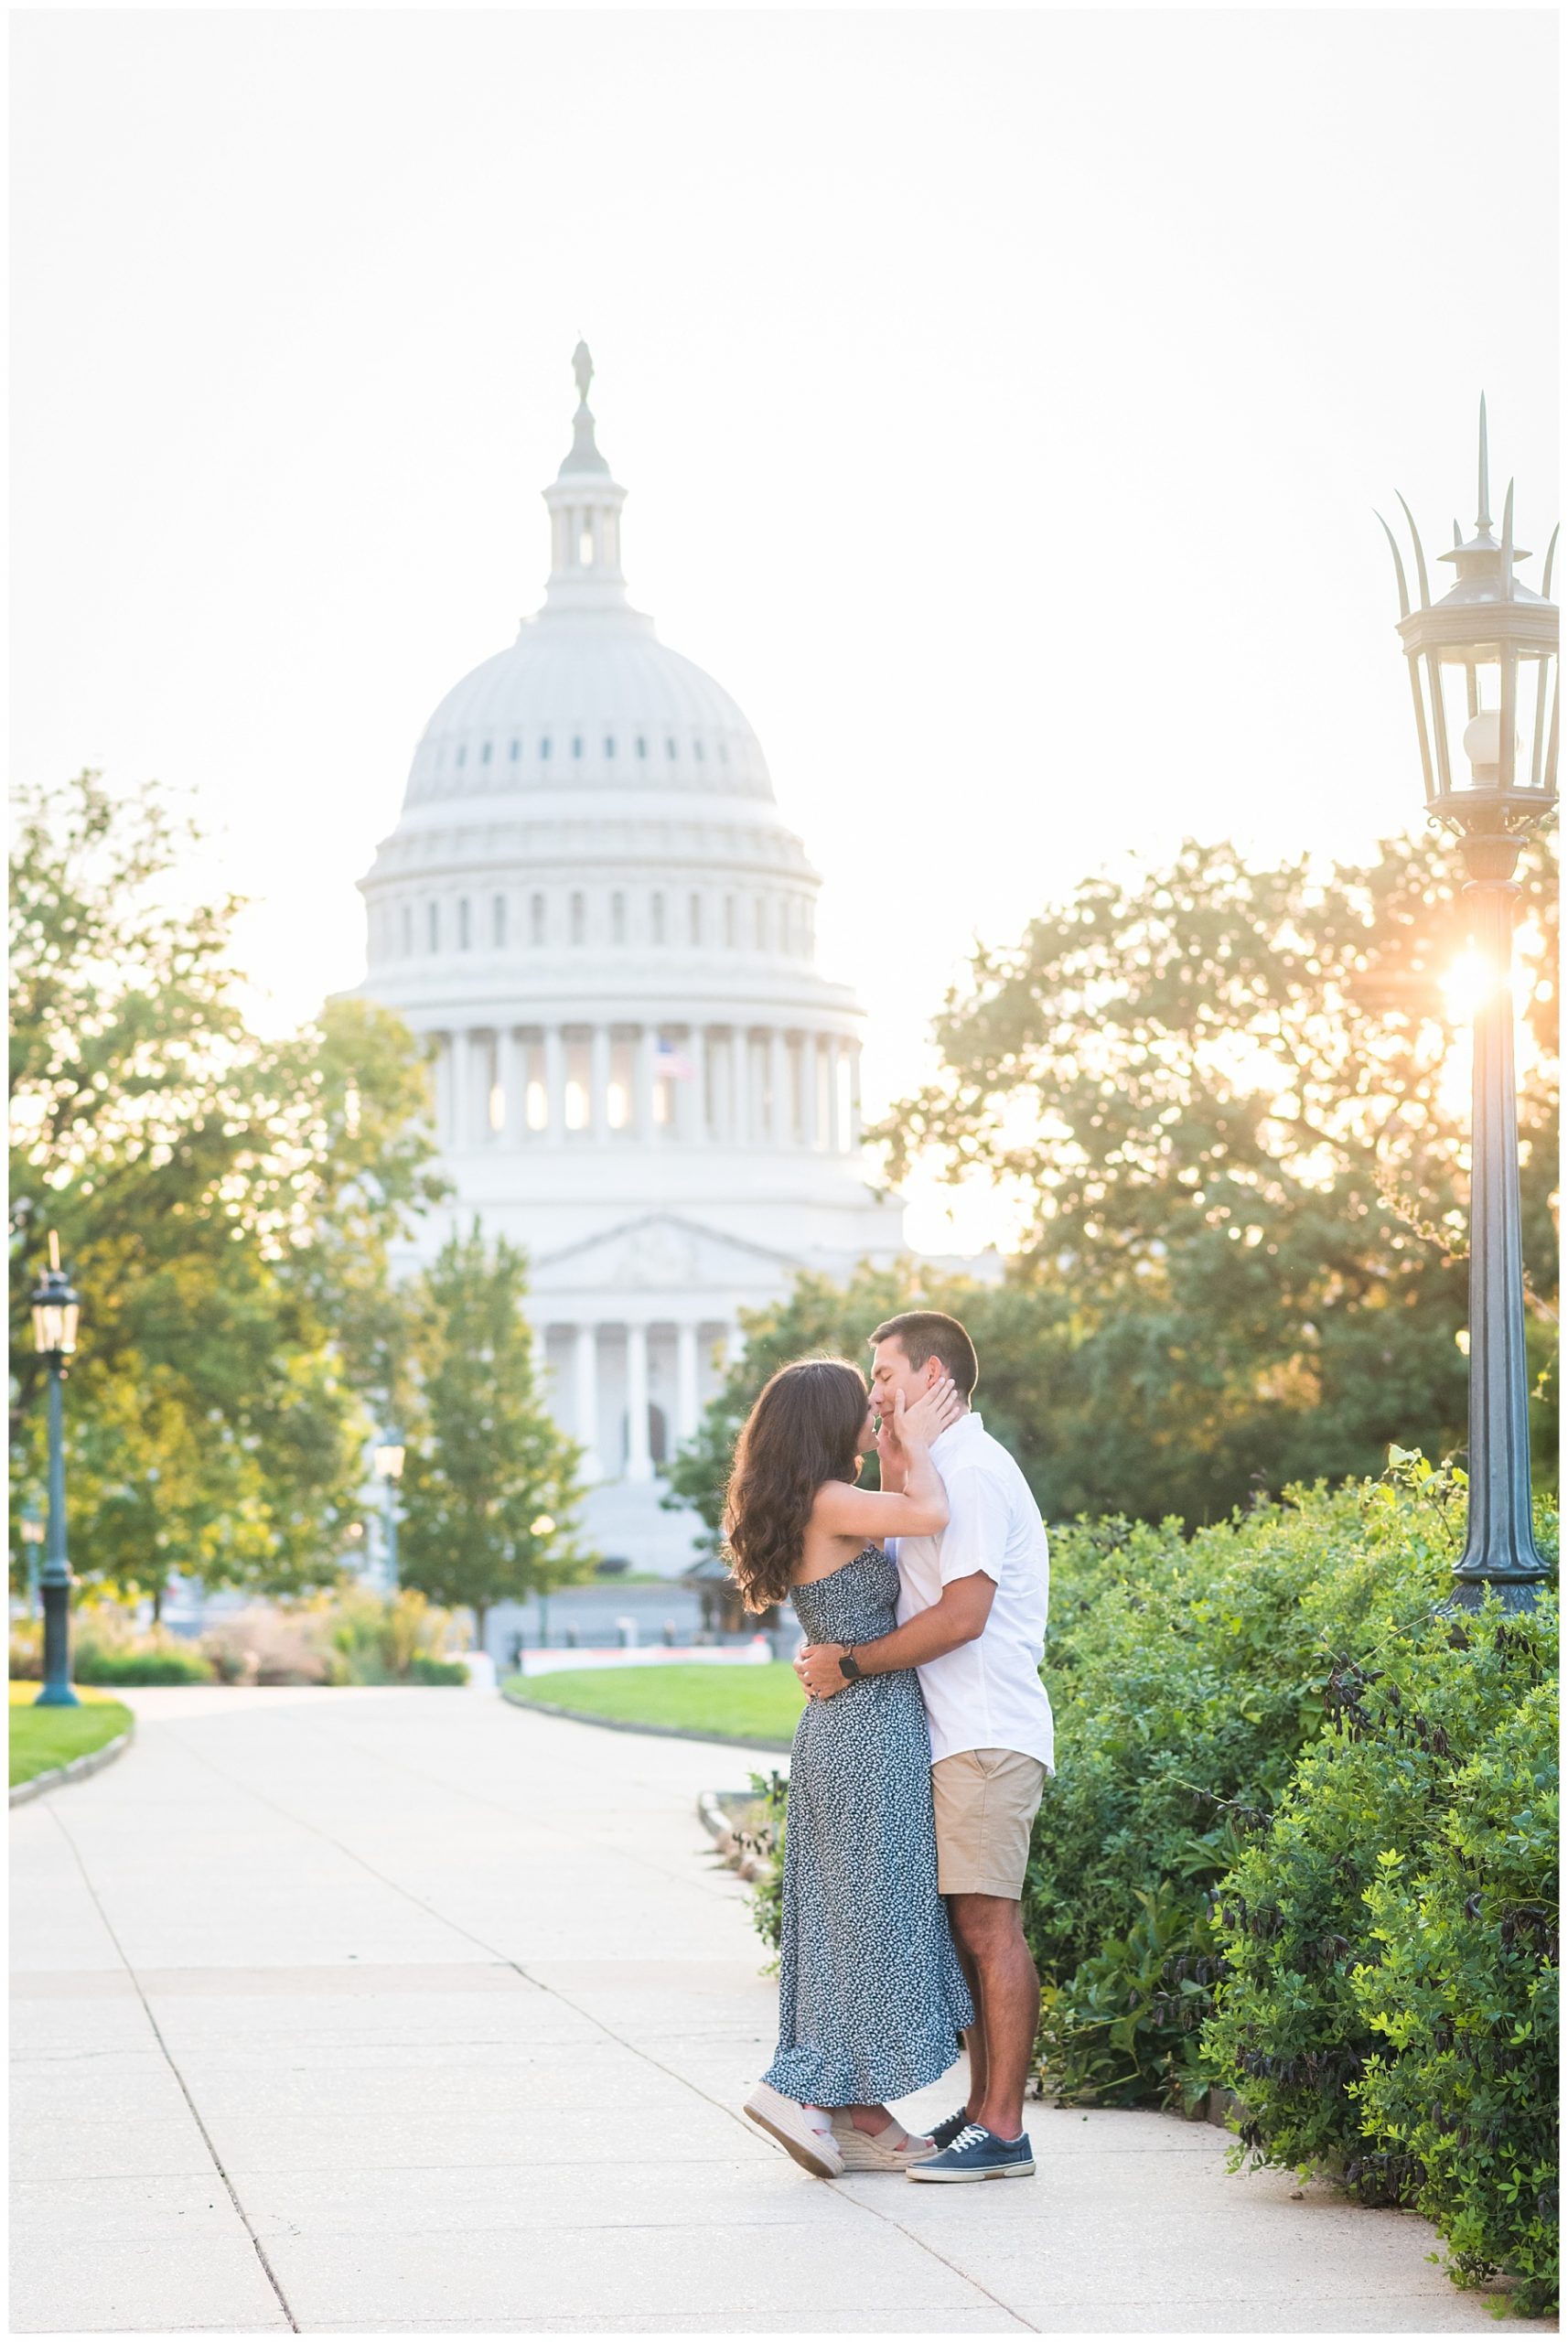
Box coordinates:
[950,2122,990,2153]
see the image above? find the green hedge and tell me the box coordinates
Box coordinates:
[1026,1462,1484,2108]
[743,1456,1558,2314]
[1203,1595,1557,2314]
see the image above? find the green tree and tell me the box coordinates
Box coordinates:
[9,771,447,1608]
[398,1223,595,1644]
[874,829,1557,1525]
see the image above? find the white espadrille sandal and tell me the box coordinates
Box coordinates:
[743,2082,845,2178]
[829,2113,937,2171]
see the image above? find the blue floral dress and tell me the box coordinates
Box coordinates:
[761,1546,973,2106]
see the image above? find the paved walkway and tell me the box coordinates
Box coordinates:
[11,1686,1509,2334]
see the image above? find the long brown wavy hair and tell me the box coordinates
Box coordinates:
[725,1357,869,1612]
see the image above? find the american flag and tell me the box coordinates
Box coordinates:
[655,1039,696,1081]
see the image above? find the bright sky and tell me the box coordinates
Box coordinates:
[11,9,1558,1251]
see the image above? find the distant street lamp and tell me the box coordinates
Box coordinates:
[373,1430,405,1592]
[19,1501,45,1618]
[1380,398,1558,1609]
[29,1233,82,1705]
[529,1514,556,1649]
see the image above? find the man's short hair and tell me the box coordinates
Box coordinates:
[870,1311,979,1402]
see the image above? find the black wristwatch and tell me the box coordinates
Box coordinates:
[837,1649,864,1681]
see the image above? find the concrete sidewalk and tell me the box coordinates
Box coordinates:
[10,1685,1508,2335]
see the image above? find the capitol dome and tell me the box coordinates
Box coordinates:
[357,345,904,1593]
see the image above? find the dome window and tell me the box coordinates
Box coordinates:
[570,891,585,945]
[636,736,648,759]
[693,738,705,761]
[572,736,584,760]
[604,736,616,758]
[689,893,703,946]
[755,897,767,951]
[611,892,627,945]
[666,738,678,759]
[493,894,507,948]
[427,902,440,953]
[530,892,546,946]
[724,895,736,948]
[509,737,521,761]
[456,745,467,768]
[457,897,472,951]
[718,740,729,764]
[480,741,492,765]
[401,904,413,956]
[651,892,666,946]
[540,736,553,760]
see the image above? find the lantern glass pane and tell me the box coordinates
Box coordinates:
[59,1302,79,1354]
[1518,653,1553,790]
[1438,656,1504,791]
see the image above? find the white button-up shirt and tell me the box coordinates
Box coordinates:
[888,1411,1054,1768]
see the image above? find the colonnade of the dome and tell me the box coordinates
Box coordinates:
[535,1316,735,1487]
[430,1017,863,1154]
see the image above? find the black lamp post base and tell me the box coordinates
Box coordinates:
[33,1681,81,1708]
[1448,1570,1550,1615]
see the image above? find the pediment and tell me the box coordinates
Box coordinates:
[531,1212,803,1295]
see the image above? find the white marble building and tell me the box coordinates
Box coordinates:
[356,347,905,1574]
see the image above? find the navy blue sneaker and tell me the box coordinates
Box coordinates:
[907,2122,1036,2182]
[928,2105,973,2153]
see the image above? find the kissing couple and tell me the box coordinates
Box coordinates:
[726,1311,1053,2182]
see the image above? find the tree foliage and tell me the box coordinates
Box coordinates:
[8,772,447,1604]
[397,1223,596,1640]
[875,830,1557,1524]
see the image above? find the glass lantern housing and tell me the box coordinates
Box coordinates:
[373,1434,405,1482]
[1380,400,1558,871]
[30,1270,81,1358]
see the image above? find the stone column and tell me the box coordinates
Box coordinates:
[590,1026,611,1145]
[731,1027,750,1144]
[850,1041,864,1146]
[676,1322,701,1445]
[543,1026,566,1138]
[574,1324,601,1480]
[625,1323,652,1482]
[682,1026,707,1143]
[501,1028,527,1146]
[637,1026,660,1141]
[802,1033,822,1150]
[769,1028,790,1145]
[448,1028,470,1152]
[825,1037,843,1152]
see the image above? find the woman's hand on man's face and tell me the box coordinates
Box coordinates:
[898,1375,961,1452]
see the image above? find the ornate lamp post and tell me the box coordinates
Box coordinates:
[1380,399,1558,1609]
[19,1500,45,1618]
[29,1233,82,1704]
[373,1430,405,1592]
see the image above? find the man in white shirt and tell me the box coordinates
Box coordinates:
[796,1311,1052,2183]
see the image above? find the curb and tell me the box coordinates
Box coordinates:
[499,1685,794,1755]
[9,1722,135,1809]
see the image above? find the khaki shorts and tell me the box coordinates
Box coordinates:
[932,1747,1048,1900]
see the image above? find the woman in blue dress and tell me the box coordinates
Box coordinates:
[727,1357,973,2177]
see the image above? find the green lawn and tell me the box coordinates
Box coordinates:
[9,1679,134,1788]
[502,1660,804,1744]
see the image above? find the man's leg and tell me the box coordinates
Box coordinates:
[945,1894,1038,2142]
[950,1936,989,2120]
